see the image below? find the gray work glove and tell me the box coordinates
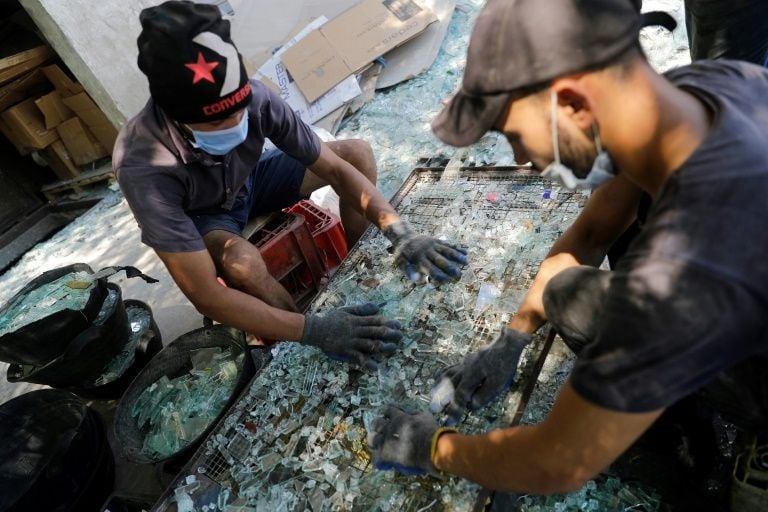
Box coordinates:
[430,326,532,425]
[300,303,403,370]
[368,405,455,476]
[383,221,468,283]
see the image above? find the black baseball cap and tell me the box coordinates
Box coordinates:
[137,0,252,123]
[432,0,662,147]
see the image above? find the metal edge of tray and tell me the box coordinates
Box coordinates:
[317,164,542,299]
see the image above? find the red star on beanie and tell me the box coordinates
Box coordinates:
[185,52,219,84]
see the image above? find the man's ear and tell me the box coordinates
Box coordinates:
[551,79,595,131]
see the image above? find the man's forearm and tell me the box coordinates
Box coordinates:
[433,427,585,494]
[329,158,400,230]
[432,383,663,494]
[509,235,606,334]
[509,177,641,334]
[196,285,305,340]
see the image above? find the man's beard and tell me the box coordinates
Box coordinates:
[556,123,598,178]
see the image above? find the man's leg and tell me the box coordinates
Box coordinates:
[299,139,378,246]
[203,229,299,313]
[684,0,768,65]
[542,266,612,355]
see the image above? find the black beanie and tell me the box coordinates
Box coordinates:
[137,1,252,123]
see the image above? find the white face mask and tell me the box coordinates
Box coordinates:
[541,91,616,190]
[188,109,249,156]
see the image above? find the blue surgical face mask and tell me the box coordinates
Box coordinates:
[189,109,249,156]
[541,91,615,190]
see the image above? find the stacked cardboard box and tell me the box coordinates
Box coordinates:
[0,46,118,180]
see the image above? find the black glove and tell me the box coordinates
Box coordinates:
[300,303,403,369]
[430,326,532,424]
[383,221,468,283]
[368,405,455,476]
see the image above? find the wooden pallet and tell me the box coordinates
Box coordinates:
[41,165,114,202]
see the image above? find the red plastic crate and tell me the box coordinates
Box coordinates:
[248,212,325,309]
[285,200,348,272]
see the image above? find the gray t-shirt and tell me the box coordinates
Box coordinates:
[571,60,768,416]
[114,79,321,252]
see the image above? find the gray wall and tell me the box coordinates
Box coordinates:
[20,0,161,127]
[19,0,359,128]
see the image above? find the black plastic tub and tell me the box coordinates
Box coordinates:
[0,389,115,512]
[0,263,106,366]
[68,299,163,401]
[99,492,157,512]
[113,325,270,466]
[0,265,157,367]
[6,283,131,388]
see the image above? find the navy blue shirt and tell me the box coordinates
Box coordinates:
[571,60,768,413]
[114,79,321,252]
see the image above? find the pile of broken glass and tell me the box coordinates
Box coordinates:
[166,171,656,512]
[133,347,244,459]
[0,271,94,336]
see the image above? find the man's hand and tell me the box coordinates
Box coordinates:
[430,327,532,424]
[300,303,403,369]
[368,405,454,476]
[383,221,468,283]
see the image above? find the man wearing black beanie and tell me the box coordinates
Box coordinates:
[114,1,468,368]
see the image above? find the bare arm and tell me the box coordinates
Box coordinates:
[157,249,306,340]
[434,381,663,493]
[509,176,644,333]
[308,141,401,231]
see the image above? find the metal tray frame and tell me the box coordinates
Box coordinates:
[152,165,587,511]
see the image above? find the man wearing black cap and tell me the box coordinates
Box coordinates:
[368,0,768,496]
[114,1,467,368]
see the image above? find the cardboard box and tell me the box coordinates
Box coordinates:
[0,46,54,86]
[0,69,47,112]
[56,117,108,166]
[281,0,436,102]
[1,97,60,150]
[254,16,362,124]
[41,139,80,179]
[40,64,84,97]
[35,90,73,130]
[61,92,118,152]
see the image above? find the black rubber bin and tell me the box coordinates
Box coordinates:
[6,283,132,388]
[67,299,163,401]
[0,265,156,367]
[0,389,115,512]
[113,325,270,466]
[0,263,107,366]
[99,492,156,512]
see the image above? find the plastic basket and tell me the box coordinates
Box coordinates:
[249,211,326,309]
[285,200,348,272]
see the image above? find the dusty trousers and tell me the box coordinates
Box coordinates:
[684,0,768,65]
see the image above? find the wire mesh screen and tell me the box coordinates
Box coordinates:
[156,166,589,512]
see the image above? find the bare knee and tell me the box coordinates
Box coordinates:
[208,236,273,296]
[332,139,377,184]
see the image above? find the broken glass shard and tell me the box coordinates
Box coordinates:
[132,349,244,458]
